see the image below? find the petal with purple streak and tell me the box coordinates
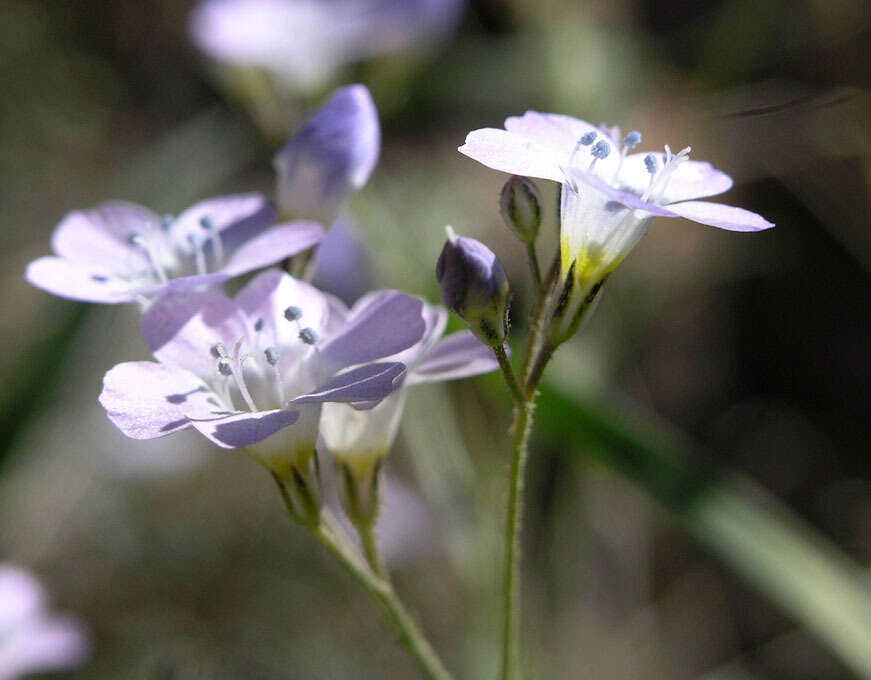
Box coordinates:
[25,257,137,304]
[409,331,500,385]
[293,362,406,405]
[320,291,425,371]
[99,362,222,440]
[191,409,299,449]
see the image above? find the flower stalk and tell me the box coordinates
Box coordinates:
[271,474,454,680]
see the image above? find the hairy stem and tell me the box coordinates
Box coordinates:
[494,343,523,405]
[272,476,454,680]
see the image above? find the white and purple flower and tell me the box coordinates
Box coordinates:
[321,301,500,479]
[274,84,380,226]
[459,112,775,339]
[26,194,323,307]
[189,0,464,91]
[99,269,426,479]
[0,565,89,680]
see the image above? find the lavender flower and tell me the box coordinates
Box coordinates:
[0,565,89,679]
[189,0,464,91]
[99,269,426,480]
[26,194,324,307]
[459,112,775,340]
[321,301,500,481]
[274,85,380,225]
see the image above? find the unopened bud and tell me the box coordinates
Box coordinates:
[435,226,510,347]
[499,176,542,244]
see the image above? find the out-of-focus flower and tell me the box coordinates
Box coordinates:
[0,565,89,680]
[274,85,380,225]
[459,112,774,341]
[436,226,511,347]
[189,0,464,92]
[99,269,425,483]
[321,300,499,484]
[26,195,323,307]
[311,217,373,303]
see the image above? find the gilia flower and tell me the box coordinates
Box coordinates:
[0,565,89,679]
[189,0,464,92]
[459,112,774,341]
[274,85,380,226]
[321,301,500,483]
[99,269,426,481]
[26,194,323,307]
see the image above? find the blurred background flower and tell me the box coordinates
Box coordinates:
[1,0,869,678]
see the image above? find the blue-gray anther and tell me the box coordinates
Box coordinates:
[127,233,142,246]
[199,215,214,230]
[264,347,280,366]
[299,328,319,345]
[590,139,611,159]
[284,306,302,322]
[623,131,642,149]
[211,342,229,359]
[579,132,596,146]
[217,359,233,376]
[254,317,265,332]
[644,153,659,174]
[161,214,174,230]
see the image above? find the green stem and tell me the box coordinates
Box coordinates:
[358,520,389,580]
[494,343,523,405]
[520,253,560,386]
[272,476,453,680]
[525,243,542,292]
[500,399,536,680]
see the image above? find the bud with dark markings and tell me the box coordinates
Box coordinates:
[436,226,510,347]
[500,175,542,244]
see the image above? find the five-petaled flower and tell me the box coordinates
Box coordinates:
[99,269,426,480]
[26,194,323,308]
[459,111,775,341]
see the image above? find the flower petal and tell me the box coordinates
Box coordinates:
[0,615,90,679]
[169,193,275,255]
[667,201,775,232]
[99,362,222,440]
[221,221,324,277]
[565,167,678,217]
[458,128,566,182]
[504,111,600,157]
[142,290,249,380]
[191,409,299,449]
[274,84,380,224]
[0,565,45,631]
[320,291,425,371]
[408,331,500,385]
[50,201,161,270]
[293,362,407,405]
[619,155,734,203]
[25,257,137,304]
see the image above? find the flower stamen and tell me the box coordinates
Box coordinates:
[128,233,170,285]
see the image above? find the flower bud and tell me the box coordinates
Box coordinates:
[435,226,510,347]
[499,175,542,244]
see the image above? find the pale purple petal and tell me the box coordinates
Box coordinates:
[294,362,406,404]
[389,303,447,368]
[0,615,90,679]
[25,257,137,304]
[220,221,324,277]
[503,111,600,157]
[169,193,275,255]
[99,362,222,440]
[50,201,160,270]
[274,84,380,224]
[320,291,425,370]
[310,217,373,303]
[0,566,44,633]
[667,200,776,232]
[408,331,500,385]
[142,291,249,380]
[619,155,734,203]
[566,167,678,217]
[191,409,299,449]
[235,269,330,356]
[458,128,566,183]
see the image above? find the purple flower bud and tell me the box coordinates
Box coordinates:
[499,175,542,244]
[435,227,510,347]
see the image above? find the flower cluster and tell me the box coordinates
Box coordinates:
[26,84,500,526]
